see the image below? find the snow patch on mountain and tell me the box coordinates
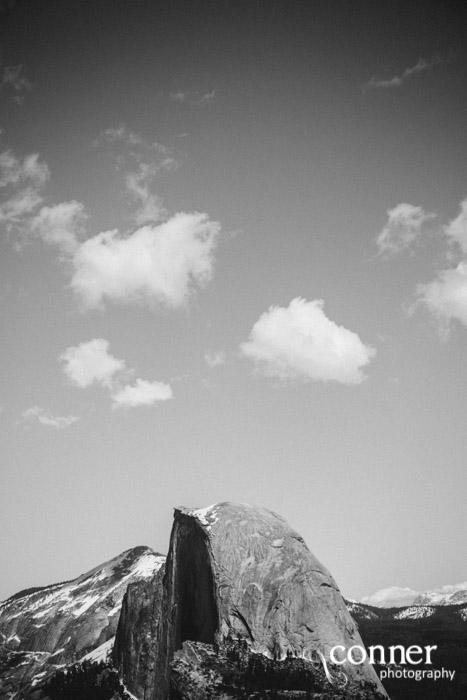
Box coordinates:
[345,601,378,620]
[186,503,220,530]
[0,546,166,699]
[414,582,467,606]
[79,636,115,664]
[394,605,436,620]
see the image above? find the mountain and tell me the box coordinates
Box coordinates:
[346,599,467,700]
[146,502,387,699]
[414,582,467,606]
[360,582,467,609]
[0,546,164,699]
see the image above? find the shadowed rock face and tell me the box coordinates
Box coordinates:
[113,563,166,700]
[154,502,387,699]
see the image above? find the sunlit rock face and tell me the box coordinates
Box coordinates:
[0,546,164,698]
[154,502,387,699]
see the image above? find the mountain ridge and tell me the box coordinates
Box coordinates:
[0,545,164,698]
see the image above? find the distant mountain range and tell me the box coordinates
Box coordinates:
[360,582,467,608]
[345,598,467,700]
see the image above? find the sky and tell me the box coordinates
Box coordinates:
[1,0,467,603]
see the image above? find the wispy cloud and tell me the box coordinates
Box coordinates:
[98,124,177,225]
[60,338,173,409]
[20,406,79,429]
[240,297,376,385]
[376,203,435,256]
[0,150,50,238]
[362,56,443,93]
[0,151,48,188]
[204,351,227,368]
[1,64,33,104]
[444,197,467,254]
[169,90,215,106]
[30,201,87,254]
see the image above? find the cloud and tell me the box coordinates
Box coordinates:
[97,125,177,225]
[60,338,173,409]
[410,197,467,336]
[416,262,467,336]
[70,212,220,310]
[444,197,467,254]
[0,151,49,187]
[3,140,220,312]
[30,201,87,253]
[124,163,165,225]
[376,203,435,256]
[240,297,376,385]
[1,64,33,104]
[169,90,215,106]
[0,150,50,234]
[362,56,443,93]
[204,350,227,367]
[60,338,126,389]
[100,125,144,147]
[20,406,79,429]
[111,378,172,409]
[361,586,420,608]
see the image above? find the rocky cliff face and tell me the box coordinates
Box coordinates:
[0,546,164,699]
[113,562,165,700]
[153,502,387,699]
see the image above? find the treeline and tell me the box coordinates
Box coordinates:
[44,660,130,700]
[356,614,467,700]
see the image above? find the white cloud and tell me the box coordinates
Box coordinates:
[376,203,435,256]
[362,56,443,93]
[111,378,172,409]
[411,197,467,336]
[444,197,467,254]
[60,338,125,389]
[70,212,220,310]
[169,90,215,106]
[30,201,86,253]
[204,350,227,367]
[240,297,376,385]
[361,586,420,608]
[416,262,467,335]
[60,338,173,410]
[20,406,79,429]
[1,142,220,312]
